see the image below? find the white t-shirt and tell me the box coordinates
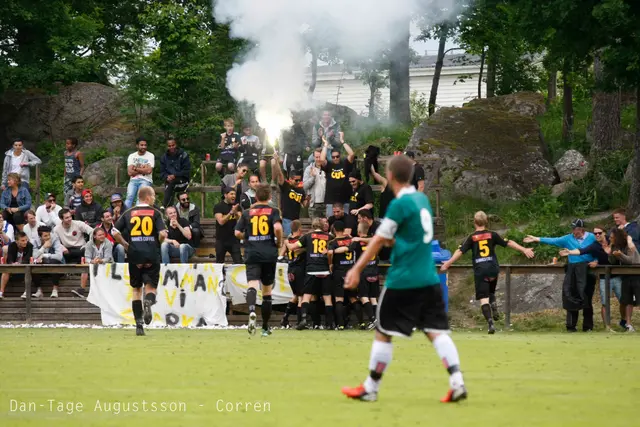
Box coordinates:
[1,221,15,244]
[127,151,155,183]
[35,204,62,228]
[10,153,22,174]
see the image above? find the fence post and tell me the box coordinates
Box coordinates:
[604,267,611,327]
[200,163,206,218]
[35,165,41,208]
[504,267,511,329]
[115,164,120,188]
[25,266,32,323]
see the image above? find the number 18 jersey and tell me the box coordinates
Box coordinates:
[375,186,439,290]
[115,204,166,264]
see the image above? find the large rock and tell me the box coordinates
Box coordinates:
[0,82,122,151]
[510,273,563,313]
[555,149,589,182]
[407,92,556,201]
[84,156,125,199]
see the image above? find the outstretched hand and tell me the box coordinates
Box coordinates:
[522,248,535,259]
[523,235,538,244]
[558,249,570,257]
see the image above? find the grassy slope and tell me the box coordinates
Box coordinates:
[0,329,639,427]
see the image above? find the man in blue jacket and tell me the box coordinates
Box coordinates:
[160,138,191,208]
[525,219,597,332]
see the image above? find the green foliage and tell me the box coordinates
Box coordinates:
[345,124,413,155]
[409,91,429,126]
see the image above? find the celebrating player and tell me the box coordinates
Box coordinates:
[114,186,167,337]
[279,219,306,328]
[440,211,534,334]
[341,154,467,403]
[234,184,283,337]
[327,220,354,329]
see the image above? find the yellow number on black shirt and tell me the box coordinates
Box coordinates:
[250,215,269,235]
[312,239,327,254]
[345,251,353,260]
[479,240,490,257]
[131,216,153,236]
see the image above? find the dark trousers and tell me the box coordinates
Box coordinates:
[3,209,25,228]
[215,239,242,264]
[163,177,189,208]
[33,259,63,288]
[563,263,595,331]
[64,247,85,264]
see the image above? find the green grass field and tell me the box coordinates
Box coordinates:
[1,329,639,427]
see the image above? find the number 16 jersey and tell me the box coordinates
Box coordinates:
[115,204,166,264]
[235,204,282,263]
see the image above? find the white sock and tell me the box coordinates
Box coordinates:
[363,340,393,393]
[432,334,464,389]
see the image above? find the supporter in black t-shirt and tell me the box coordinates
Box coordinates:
[234,184,283,335]
[272,153,308,236]
[328,202,356,236]
[112,186,167,336]
[161,206,195,264]
[320,135,356,217]
[213,188,242,263]
[348,170,374,218]
[405,151,425,192]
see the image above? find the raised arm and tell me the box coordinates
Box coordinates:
[370,165,387,187]
[343,137,355,164]
[440,249,464,271]
[507,240,535,259]
[271,152,285,185]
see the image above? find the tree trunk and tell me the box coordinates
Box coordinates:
[546,67,557,108]
[428,27,448,116]
[368,85,376,120]
[478,47,486,99]
[486,47,497,98]
[628,86,640,218]
[591,51,621,153]
[389,20,412,126]
[562,71,574,142]
[307,50,318,97]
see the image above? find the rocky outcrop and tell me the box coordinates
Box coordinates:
[555,149,589,182]
[510,273,563,313]
[407,92,556,201]
[0,83,123,151]
[84,156,125,199]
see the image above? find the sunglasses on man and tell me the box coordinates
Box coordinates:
[180,198,190,203]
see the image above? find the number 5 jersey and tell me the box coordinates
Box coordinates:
[458,230,509,277]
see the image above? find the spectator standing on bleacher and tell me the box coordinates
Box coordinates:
[272,152,308,236]
[213,188,242,264]
[108,193,124,222]
[310,111,341,158]
[125,138,154,209]
[525,220,597,332]
[320,135,355,218]
[348,170,374,219]
[74,189,103,227]
[63,138,84,196]
[404,151,425,193]
[64,175,84,215]
[1,138,41,191]
[96,210,126,262]
[23,210,45,245]
[239,174,260,210]
[0,173,32,232]
[160,138,191,209]
[54,208,93,297]
[221,163,249,196]
[175,192,203,248]
[0,214,15,259]
[0,231,33,299]
[161,206,195,264]
[303,148,326,219]
[370,165,394,218]
[238,124,262,175]
[32,226,64,298]
[216,118,240,177]
[36,193,62,228]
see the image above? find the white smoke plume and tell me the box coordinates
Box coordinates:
[214,0,461,141]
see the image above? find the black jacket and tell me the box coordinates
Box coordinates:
[175,203,203,247]
[160,148,192,182]
[7,242,33,264]
[74,202,103,227]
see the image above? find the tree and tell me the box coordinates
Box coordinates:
[388,18,412,125]
[356,58,389,119]
[590,49,621,153]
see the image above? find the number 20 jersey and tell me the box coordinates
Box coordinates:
[115,205,166,264]
[458,230,508,275]
[235,204,282,263]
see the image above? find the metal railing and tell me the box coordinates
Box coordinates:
[4,263,640,326]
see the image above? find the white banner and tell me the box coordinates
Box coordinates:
[225,263,293,305]
[87,263,228,327]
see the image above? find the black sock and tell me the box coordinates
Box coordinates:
[363,302,374,322]
[371,304,377,320]
[301,302,309,322]
[132,300,143,326]
[144,292,156,305]
[283,301,296,320]
[481,303,493,324]
[311,301,321,326]
[335,301,345,328]
[325,305,334,328]
[297,307,302,323]
[354,301,364,324]
[246,288,257,313]
[489,293,496,306]
[262,295,272,330]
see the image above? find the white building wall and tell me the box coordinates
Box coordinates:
[310,66,486,116]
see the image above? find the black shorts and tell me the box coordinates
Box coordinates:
[366,275,380,299]
[218,154,237,164]
[621,276,640,306]
[246,262,276,286]
[129,263,160,289]
[239,156,260,172]
[474,274,498,300]
[303,274,331,296]
[288,266,305,296]
[333,271,348,298]
[377,285,449,337]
